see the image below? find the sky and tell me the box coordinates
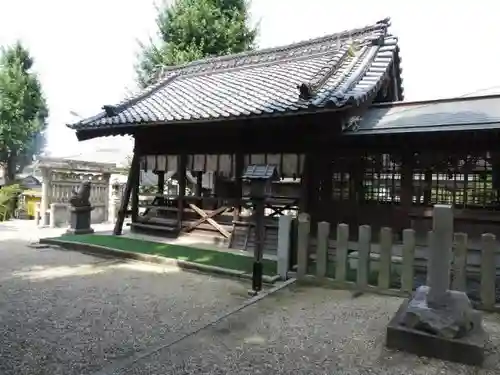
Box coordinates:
[0,0,499,162]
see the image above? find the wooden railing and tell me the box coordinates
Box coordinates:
[286,216,499,312]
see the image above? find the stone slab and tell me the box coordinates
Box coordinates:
[66,228,94,235]
[386,299,487,366]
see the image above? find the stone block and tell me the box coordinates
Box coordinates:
[386,299,487,366]
[401,286,475,339]
[49,203,69,228]
[66,206,94,235]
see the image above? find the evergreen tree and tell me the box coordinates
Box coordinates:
[136,0,257,88]
[0,42,48,181]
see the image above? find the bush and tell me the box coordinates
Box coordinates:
[0,184,22,221]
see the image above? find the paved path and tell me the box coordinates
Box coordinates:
[0,220,254,375]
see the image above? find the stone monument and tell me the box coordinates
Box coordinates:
[66,181,94,235]
[386,204,488,366]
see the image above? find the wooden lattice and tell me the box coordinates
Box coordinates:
[329,151,500,209]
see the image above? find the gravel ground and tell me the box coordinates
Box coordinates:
[117,286,500,375]
[0,239,254,375]
[2,220,500,374]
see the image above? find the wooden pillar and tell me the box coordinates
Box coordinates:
[194,171,203,197]
[423,169,433,205]
[131,159,140,223]
[177,154,187,229]
[318,152,334,222]
[491,151,500,205]
[307,153,321,228]
[233,153,244,222]
[252,194,266,293]
[350,156,365,203]
[399,152,413,232]
[157,171,165,195]
[155,170,165,206]
[299,154,312,213]
[114,152,140,235]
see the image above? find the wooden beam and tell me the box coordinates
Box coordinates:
[177,154,187,229]
[113,152,139,235]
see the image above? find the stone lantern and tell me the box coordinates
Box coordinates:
[242,164,279,295]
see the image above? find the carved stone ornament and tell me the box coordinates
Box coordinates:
[69,181,91,207]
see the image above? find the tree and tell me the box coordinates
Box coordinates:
[0,42,48,181]
[136,0,257,88]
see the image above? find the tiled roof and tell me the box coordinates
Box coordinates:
[69,18,402,134]
[346,95,500,135]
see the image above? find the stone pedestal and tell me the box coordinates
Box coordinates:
[387,291,487,366]
[386,205,488,366]
[66,205,94,235]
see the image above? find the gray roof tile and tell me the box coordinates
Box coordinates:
[347,95,500,135]
[70,18,402,133]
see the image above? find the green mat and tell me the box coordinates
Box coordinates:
[54,234,277,276]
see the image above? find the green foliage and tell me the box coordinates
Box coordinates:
[0,41,48,181]
[136,0,257,88]
[0,183,21,221]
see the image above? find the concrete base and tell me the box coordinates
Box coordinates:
[66,227,94,235]
[386,299,488,366]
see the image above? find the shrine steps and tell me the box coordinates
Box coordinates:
[229,219,279,255]
[129,216,180,236]
[129,215,233,243]
[129,222,180,237]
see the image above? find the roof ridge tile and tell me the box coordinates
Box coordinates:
[155,17,391,78]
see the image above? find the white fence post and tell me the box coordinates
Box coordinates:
[452,232,468,292]
[277,215,293,280]
[480,233,496,310]
[316,221,330,278]
[296,214,310,280]
[428,204,453,305]
[335,223,349,281]
[401,228,416,293]
[357,225,371,288]
[378,227,392,289]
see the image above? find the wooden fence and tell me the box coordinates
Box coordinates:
[288,216,499,312]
